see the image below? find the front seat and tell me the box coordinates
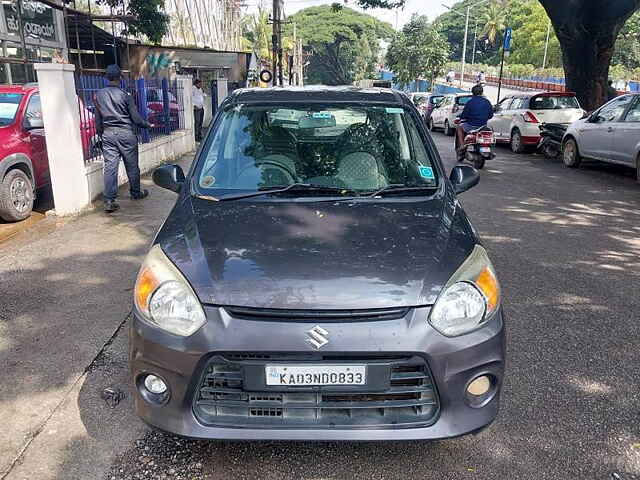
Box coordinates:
[336,124,388,190]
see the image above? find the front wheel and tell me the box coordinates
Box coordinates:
[562,138,582,168]
[444,120,454,137]
[473,155,486,170]
[0,169,34,222]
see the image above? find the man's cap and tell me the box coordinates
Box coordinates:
[105,64,121,81]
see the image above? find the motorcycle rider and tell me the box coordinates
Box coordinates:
[456,84,494,159]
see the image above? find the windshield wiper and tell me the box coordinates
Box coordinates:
[365,184,439,198]
[195,183,358,202]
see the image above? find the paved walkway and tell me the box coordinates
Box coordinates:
[0,153,194,480]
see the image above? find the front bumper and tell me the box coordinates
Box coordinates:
[130,306,505,441]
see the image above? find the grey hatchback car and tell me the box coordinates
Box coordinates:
[131,86,505,441]
[563,93,640,180]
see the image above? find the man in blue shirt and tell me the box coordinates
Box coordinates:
[456,84,494,156]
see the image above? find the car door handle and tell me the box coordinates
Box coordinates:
[607,127,614,133]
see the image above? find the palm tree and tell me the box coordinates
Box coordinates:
[241,7,271,60]
[482,0,507,46]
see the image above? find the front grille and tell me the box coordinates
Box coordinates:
[223,307,410,323]
[193,354,439,429]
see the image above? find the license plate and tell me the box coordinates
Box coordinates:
[265,365,366,386]
[479,147,491,153]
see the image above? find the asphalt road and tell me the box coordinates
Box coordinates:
[103,134,640,480]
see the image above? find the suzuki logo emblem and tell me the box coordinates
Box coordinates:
[306,326,329,349]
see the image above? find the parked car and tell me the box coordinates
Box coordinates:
[409,92,445,123]
[489,92,585,153]
[0,84,96,221]
[429,93,473,136]
[562,93,640,180]
[146,88,181,130]
[131,86,505,442]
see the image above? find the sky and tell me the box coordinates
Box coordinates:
[245,0,463,29]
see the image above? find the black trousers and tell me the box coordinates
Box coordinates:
[194,107,204,141]
[102,128,142,202]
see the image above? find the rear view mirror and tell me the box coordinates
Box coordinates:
[450,165,480,194]
[153,164,185,193]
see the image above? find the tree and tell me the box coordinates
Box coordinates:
[508,0,562,68]
[288,5,393,85]
[386,15,450,86]
[613,10,640,69]
[482,0,507,46]
[241,7,271,59]
[434,0,501,64]
[96,0,169,44]
[539,0,640,110]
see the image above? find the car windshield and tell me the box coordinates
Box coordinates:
[456,96,473,106]
[0,93,24,126]
[530,95,580,110]
[194,104,439,197]
[430,96,444,105]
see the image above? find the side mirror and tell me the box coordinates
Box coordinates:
[450,165,480,194]
[24,116,44,130]
[153,164,185,193]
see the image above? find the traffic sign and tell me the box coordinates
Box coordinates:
[504,27,513,51]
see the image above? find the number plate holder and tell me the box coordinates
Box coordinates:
[242,363,391,392]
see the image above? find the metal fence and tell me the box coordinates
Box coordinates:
[76,74,186,163]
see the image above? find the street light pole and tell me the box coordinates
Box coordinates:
[460,5,470,87]
[471,18,479,68]
[542,20,551,69]
[443,0,490,87]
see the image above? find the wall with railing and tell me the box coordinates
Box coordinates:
[34,63,195,216]
[76,74,186,164]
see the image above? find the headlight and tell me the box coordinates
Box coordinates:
[429,245,501,337]
[134,244,206,336]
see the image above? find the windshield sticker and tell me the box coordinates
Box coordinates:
[385,107,404,114]
[419,166,435,179]
[312,112,332,119]
[201,176,216,187]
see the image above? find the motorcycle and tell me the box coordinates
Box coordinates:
[454,119,496,170]
[538,123,568,159]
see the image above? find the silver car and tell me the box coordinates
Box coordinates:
[563,93,640,180]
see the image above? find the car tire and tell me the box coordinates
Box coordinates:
[562,138,582,168]
[444,120,454,137]
[0,169,34,222]
[636,155,640,183]
[510,129,525,154]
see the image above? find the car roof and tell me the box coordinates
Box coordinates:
[0,84,38,94]
[225,86,410,107]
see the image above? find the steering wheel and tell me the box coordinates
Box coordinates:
[236,161,297,186]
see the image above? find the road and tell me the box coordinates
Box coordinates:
[97,134,640,480]
[4,134,639,480]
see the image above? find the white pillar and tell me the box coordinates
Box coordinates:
[177,74,195,148]
[34,63,90,215]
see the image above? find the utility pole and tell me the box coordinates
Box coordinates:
[291,22,296,85]
[542,20,551,69]
[271,0,279,85]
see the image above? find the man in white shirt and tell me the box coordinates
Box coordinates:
[192,78,205,142]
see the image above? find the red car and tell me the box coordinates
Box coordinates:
[0,84,96,222]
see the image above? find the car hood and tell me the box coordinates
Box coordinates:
[157,193,477,310]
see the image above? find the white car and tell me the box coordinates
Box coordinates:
[489,92,585,153]
[429,93,473,136]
